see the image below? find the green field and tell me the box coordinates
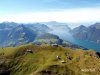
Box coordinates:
[0,44,100,75]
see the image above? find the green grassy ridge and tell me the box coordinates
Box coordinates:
[0,44,100,75]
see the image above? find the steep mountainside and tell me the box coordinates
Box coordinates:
[0,44,100,75]
[5,25,37,46]
[71,25,88,39]
[72,23,100,44]
[0,30,10,46]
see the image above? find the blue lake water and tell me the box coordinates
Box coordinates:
[50,30,100,52]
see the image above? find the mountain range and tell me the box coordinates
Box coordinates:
[0,22,71,47]
[0,21,100,48]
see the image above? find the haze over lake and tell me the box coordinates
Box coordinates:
[50,29,100,52]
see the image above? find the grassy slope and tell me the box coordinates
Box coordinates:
[0,44,100,75]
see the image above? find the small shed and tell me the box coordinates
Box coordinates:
[83,48,88,50]
[56,56,61,60]
[26,49,33,53]
[51,44,58,47]
[61,60,66,63]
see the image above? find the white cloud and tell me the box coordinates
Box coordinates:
[0,7,100,23]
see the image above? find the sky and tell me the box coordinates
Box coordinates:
[0,0,100,24]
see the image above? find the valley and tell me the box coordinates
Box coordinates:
[0,21,100,75]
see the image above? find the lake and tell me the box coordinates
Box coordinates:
[50,30,100,52]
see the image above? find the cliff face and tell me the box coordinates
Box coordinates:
[0,44,100,75]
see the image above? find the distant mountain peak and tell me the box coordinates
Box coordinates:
[48,21,58,23]
[89,23,100,29]
[17,24,25,28]
[79,25,87,28]
[95,22,100,25]
[43,21,67,26]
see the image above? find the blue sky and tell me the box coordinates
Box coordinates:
[0,0,100,13]
[0,0,100,23]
